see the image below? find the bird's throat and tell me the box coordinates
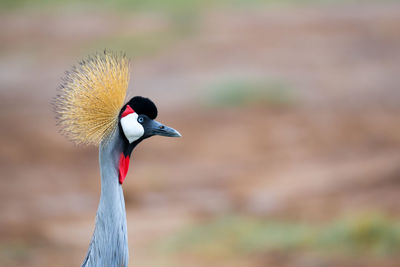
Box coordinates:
[118,138,137,184]
[118,153,130,184]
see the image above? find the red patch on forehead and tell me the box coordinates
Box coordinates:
[121,105,135,118]
[118,153,130,184]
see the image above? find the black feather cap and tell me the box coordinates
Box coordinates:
[121,96,158,119]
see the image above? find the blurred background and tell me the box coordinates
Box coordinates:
[1,0,400,266]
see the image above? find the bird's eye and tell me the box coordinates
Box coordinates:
[138,117,144,123]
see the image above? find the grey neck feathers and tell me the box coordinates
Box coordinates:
[82,128,129,267]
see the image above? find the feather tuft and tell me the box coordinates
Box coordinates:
[53,51,130,145]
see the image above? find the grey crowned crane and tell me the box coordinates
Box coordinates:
[53,51,181,267]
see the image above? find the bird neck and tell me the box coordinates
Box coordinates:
[98,129,126,210]
[82,128,129,267]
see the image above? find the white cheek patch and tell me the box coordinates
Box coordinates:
[120,113,144,143]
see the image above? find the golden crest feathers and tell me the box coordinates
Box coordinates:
[54,51,130,145]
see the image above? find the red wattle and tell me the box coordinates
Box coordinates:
[121,105,134,118]
[118,153,130,184]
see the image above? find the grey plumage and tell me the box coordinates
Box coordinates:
[82,128,129,267]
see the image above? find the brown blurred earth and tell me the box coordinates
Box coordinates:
[1,2,400,267]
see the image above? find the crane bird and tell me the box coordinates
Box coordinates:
[53,51,181,267]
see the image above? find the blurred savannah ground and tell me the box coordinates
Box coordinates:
[1,0,400,266]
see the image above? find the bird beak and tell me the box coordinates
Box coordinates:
[149,120,181,137]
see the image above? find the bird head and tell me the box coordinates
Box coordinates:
[116,96,180,184]
[119,96,180,145]
[53,51,181,184]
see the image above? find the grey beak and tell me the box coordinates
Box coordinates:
[150,120,181,137]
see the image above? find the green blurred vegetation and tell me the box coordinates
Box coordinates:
[0,241,32,265]
[0,0,390,12]
[86,31,179,59]
[84,14,199,58]
[206,79,296,108]
[160,214,400,258]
